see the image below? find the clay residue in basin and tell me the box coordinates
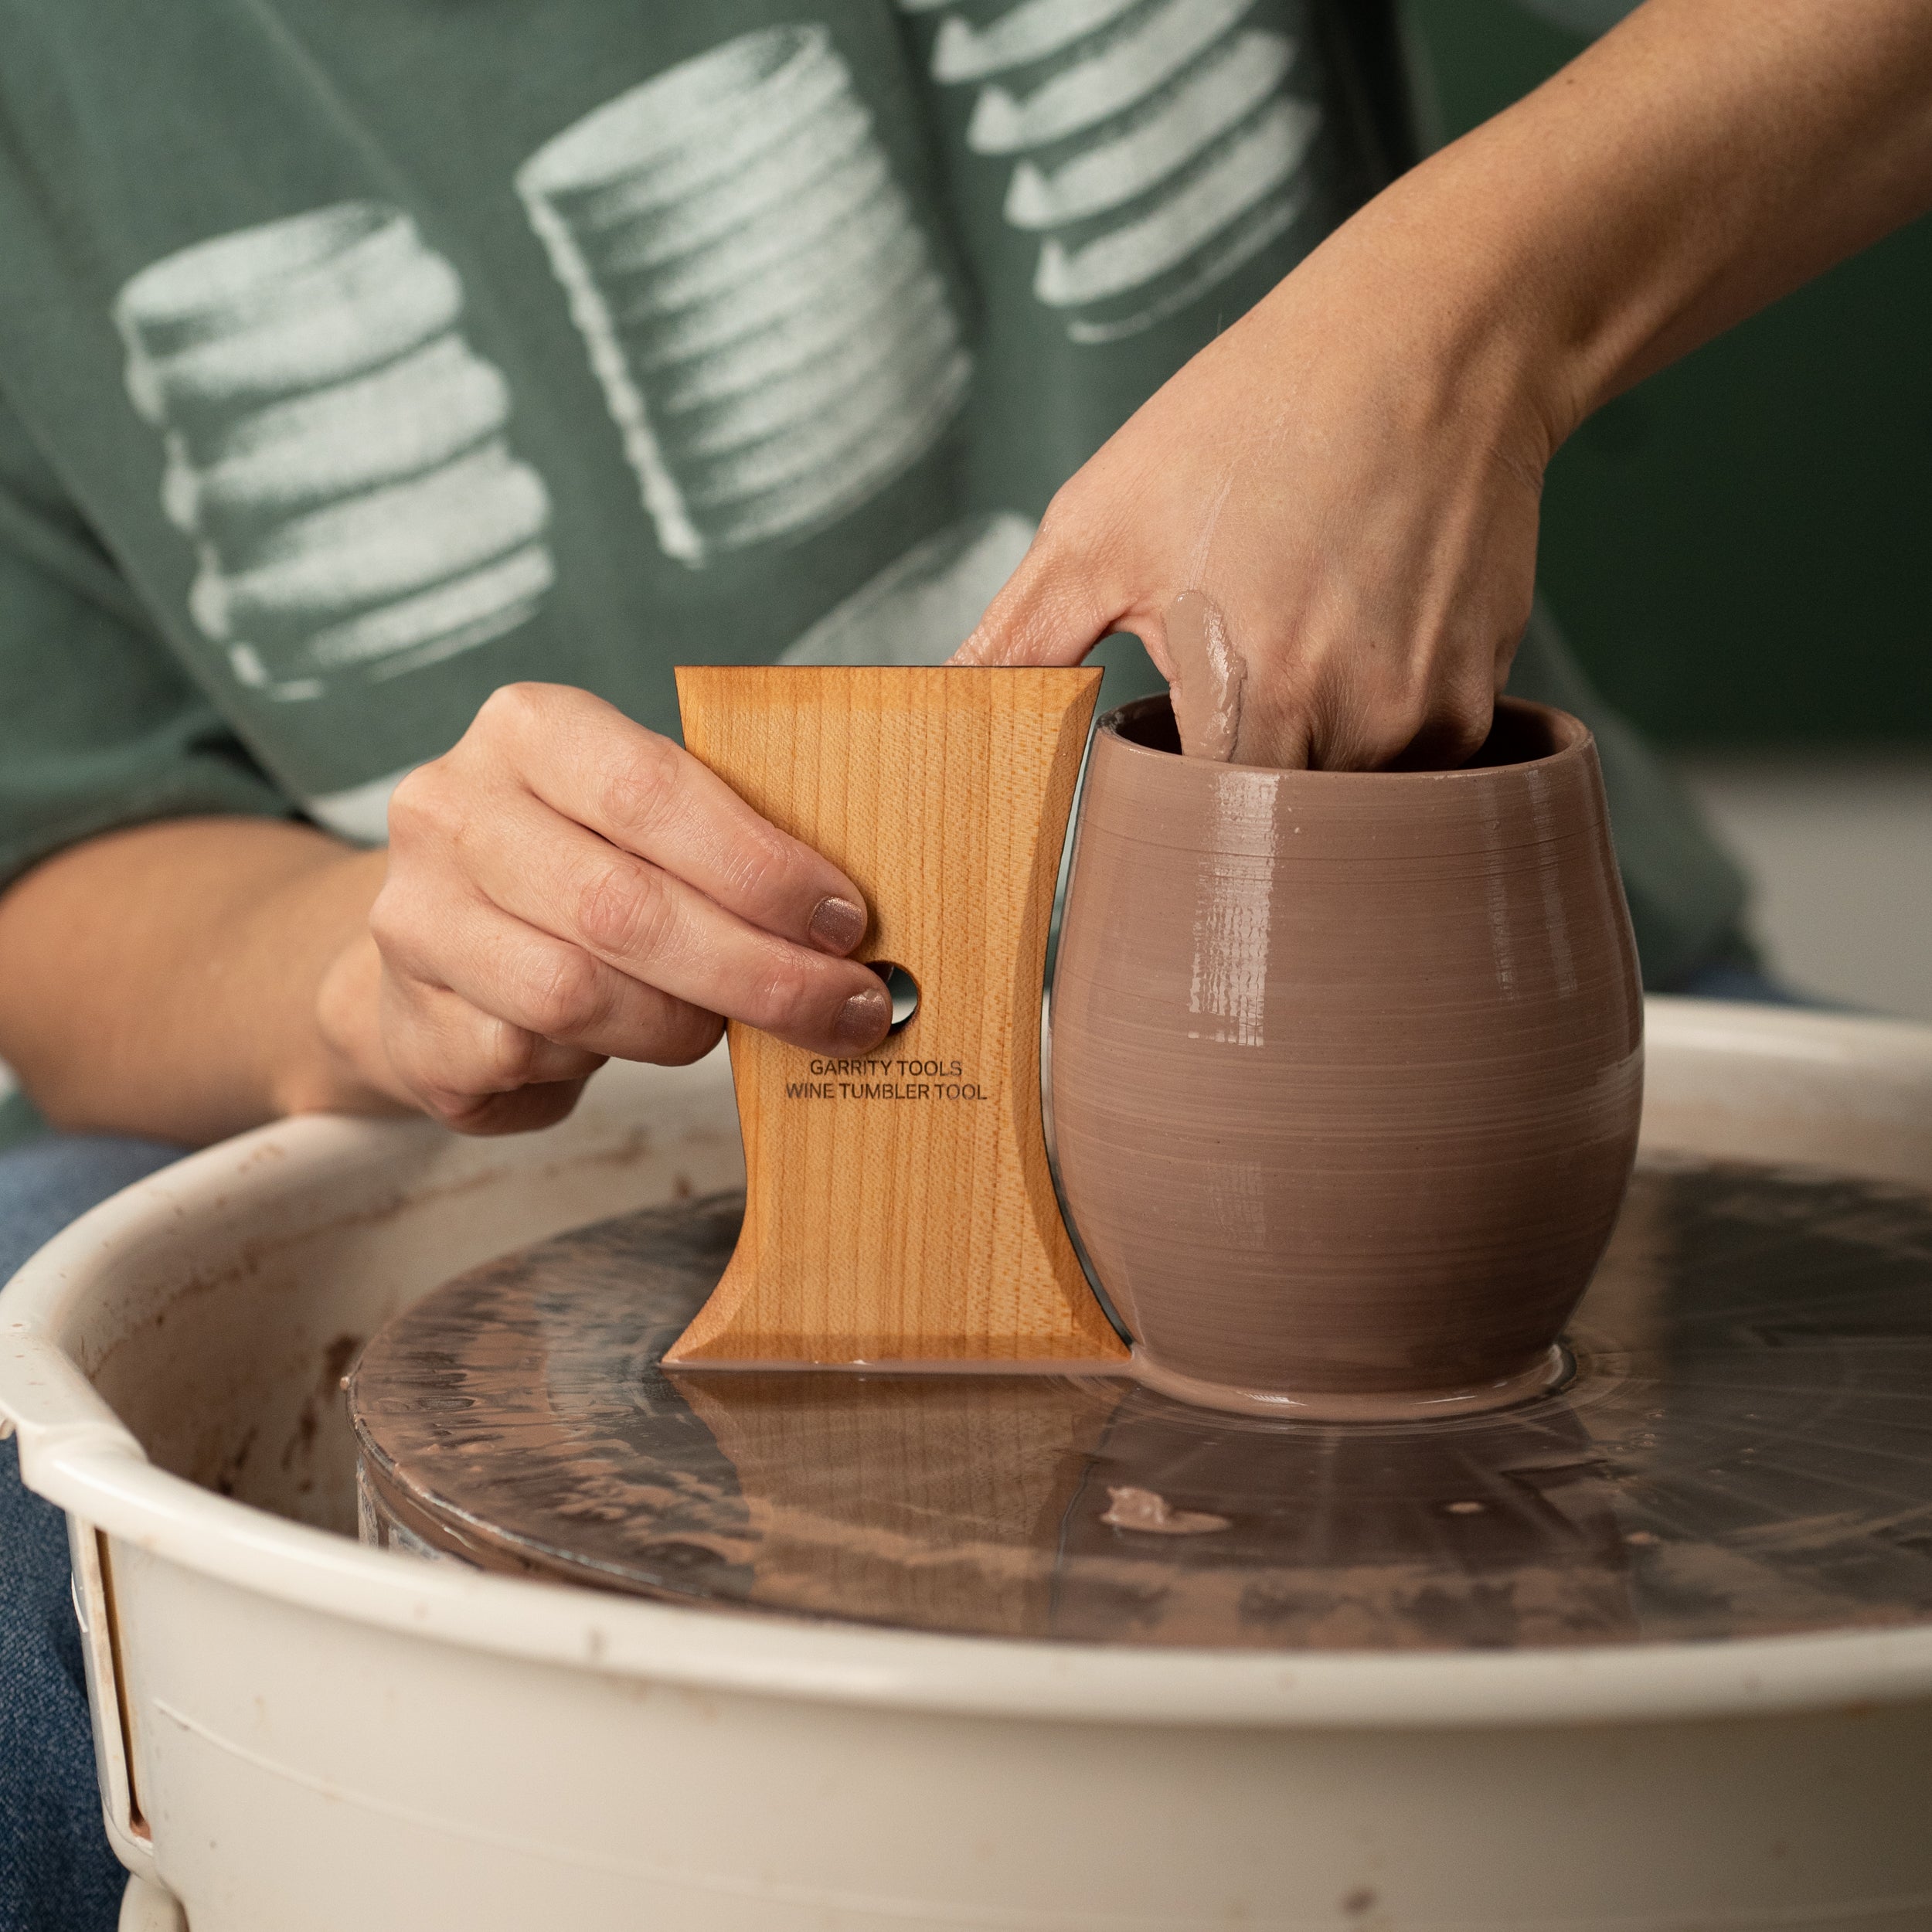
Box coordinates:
[1100,1485,1230,1536]
[349,1161,1932,1651]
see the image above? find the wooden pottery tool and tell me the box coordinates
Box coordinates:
[665,665,1129,1372]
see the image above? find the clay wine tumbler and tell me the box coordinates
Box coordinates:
[1051,697,1643,1418]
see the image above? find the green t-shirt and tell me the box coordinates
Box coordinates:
[0,1,1744,1017]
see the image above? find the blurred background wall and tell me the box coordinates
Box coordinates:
[1405,0,1932,1018]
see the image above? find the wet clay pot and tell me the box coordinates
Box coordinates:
[1051,696,1644,1419]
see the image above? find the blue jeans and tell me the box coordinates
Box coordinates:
[1,1136,185,1932]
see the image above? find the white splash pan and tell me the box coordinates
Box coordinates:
[4,998,1932,1932]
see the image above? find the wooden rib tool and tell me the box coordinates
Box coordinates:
[665,665,1128,1372]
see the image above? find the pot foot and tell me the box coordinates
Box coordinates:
[1127,1342,1573,1422]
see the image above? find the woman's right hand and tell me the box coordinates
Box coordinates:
[315,682,893,1135]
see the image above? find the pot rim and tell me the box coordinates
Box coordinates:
[1096,693,1594,783]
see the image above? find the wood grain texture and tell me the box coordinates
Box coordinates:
[666,665,1127,1367]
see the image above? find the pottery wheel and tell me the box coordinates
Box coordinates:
[348,1158,1932,1650]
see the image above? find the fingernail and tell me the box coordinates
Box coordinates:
[808,895,866,955]
[832,985,891,1050]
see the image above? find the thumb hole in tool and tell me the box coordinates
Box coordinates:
[865,961,920,1034]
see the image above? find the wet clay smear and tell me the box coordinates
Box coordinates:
[350,1159,1932,1651]
[1165,590,1247,762]
[1101,1486,1233,1536]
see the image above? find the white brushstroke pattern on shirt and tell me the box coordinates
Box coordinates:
[903,0,1325,345]
[517,26,970,567]
[116,203,552,700]
[781,512,1035,666]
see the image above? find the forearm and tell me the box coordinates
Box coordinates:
[0,818,393,1144]
[1352,0,1932,449]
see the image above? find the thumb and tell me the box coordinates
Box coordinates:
[951,522,1121,667]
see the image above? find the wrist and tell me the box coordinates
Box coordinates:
[1268,168,1577,495]
[1373,161,1594,462]
[294,927,413,1118]
[258,849,413,1121]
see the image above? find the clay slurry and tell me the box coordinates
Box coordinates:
[352,1158,1932,1650]
[1165,589,1248,761]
